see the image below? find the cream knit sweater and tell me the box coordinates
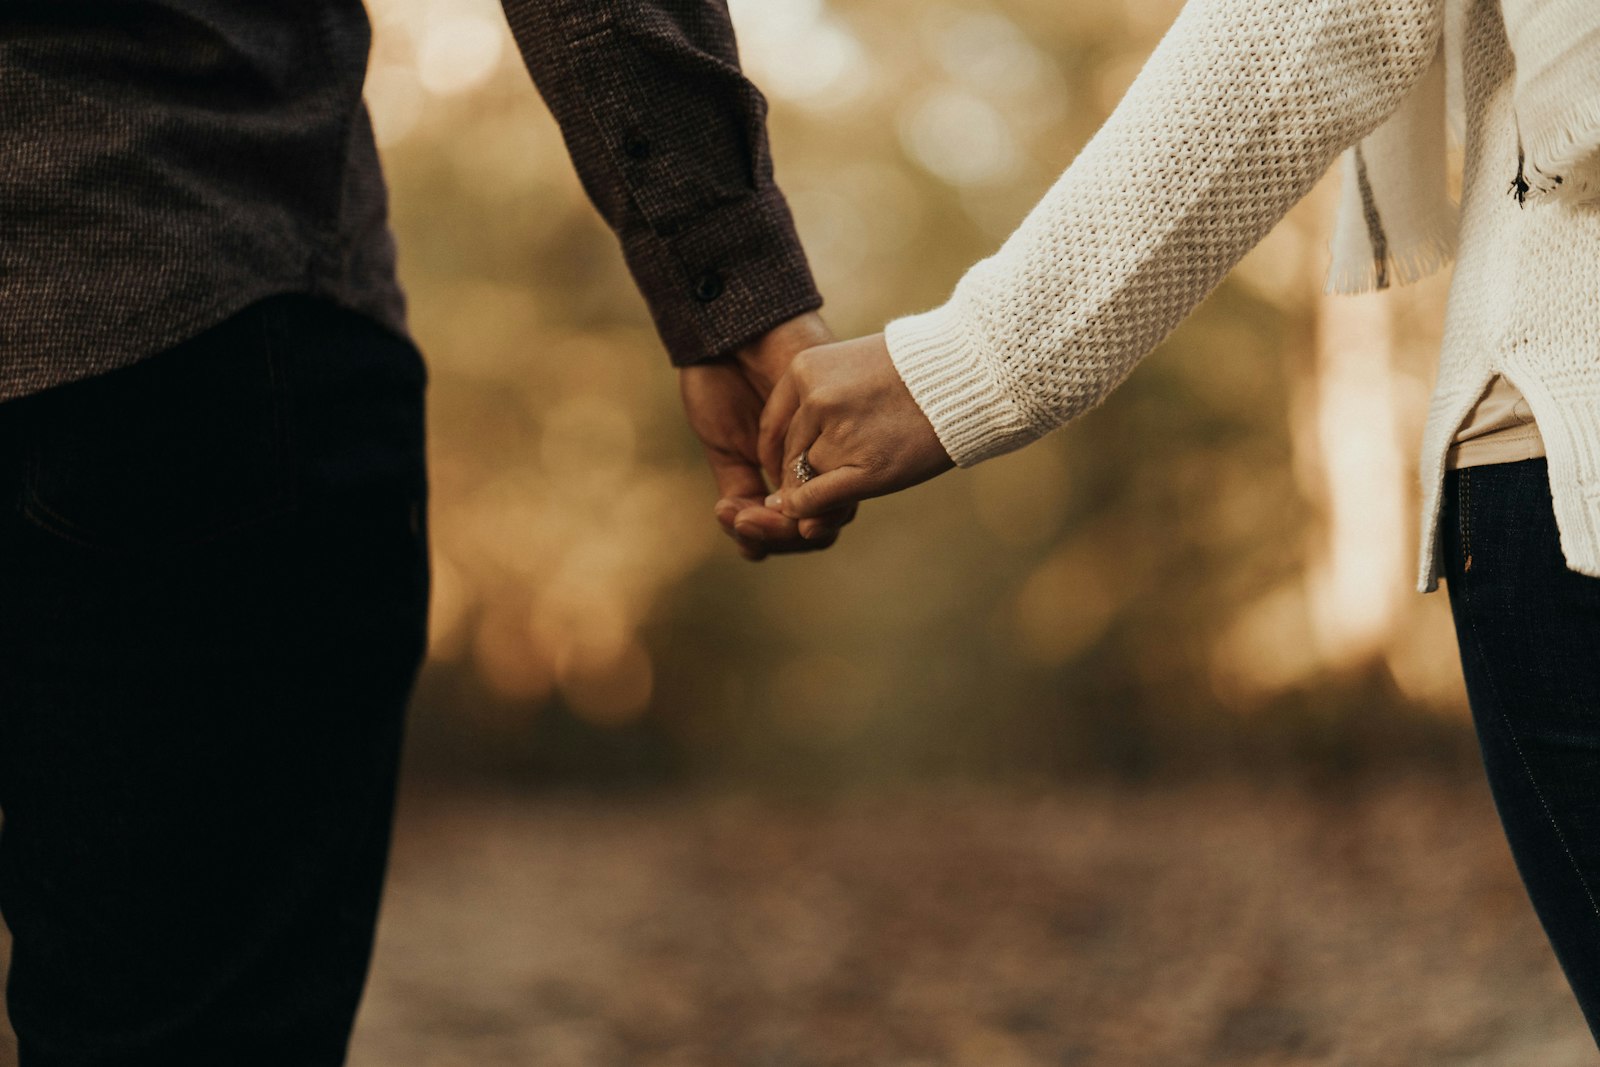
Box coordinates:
[884,0,1600,593]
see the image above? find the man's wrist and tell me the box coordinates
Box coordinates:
[733,311,834,394]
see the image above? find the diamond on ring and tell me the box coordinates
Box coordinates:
[792,452,816,485]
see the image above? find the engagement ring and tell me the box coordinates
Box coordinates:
[792,451,816,485]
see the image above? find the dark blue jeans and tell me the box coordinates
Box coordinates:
[1443,458,1600,1044]
[0,294,430,1064]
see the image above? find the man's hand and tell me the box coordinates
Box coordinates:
[679,312,857,561]
[757,333,954,523]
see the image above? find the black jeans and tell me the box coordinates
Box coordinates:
[0,294,430,1065]
[1443,458,1600,1043]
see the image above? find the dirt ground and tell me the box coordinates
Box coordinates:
[1,778,1595,1066]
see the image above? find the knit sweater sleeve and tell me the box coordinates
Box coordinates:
[884,0,1446,466]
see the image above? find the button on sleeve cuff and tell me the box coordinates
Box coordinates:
[619,186,823,367]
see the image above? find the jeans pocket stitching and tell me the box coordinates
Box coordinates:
[20,452,106,551]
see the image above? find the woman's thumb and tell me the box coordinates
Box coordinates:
[768,466,867,520]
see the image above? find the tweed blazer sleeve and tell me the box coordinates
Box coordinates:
[500,0,823,366]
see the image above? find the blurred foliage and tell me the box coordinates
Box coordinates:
[366,0,1477,787]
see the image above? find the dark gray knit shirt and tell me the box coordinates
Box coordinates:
[0,0,822,402]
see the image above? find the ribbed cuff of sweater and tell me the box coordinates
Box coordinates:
[884,303,1043,468]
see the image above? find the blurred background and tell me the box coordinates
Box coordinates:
[379,0,1476,789]
[3,0,1595,1063]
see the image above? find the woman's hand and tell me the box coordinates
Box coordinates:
[754,333,954,535]
[679,312,857,561]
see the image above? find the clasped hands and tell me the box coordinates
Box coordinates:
[678,312,954,561]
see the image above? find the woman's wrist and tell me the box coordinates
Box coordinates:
[884,306,1042,468]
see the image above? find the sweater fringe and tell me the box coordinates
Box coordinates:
[1324,228,1459,296]
[1521,95,1600,205]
